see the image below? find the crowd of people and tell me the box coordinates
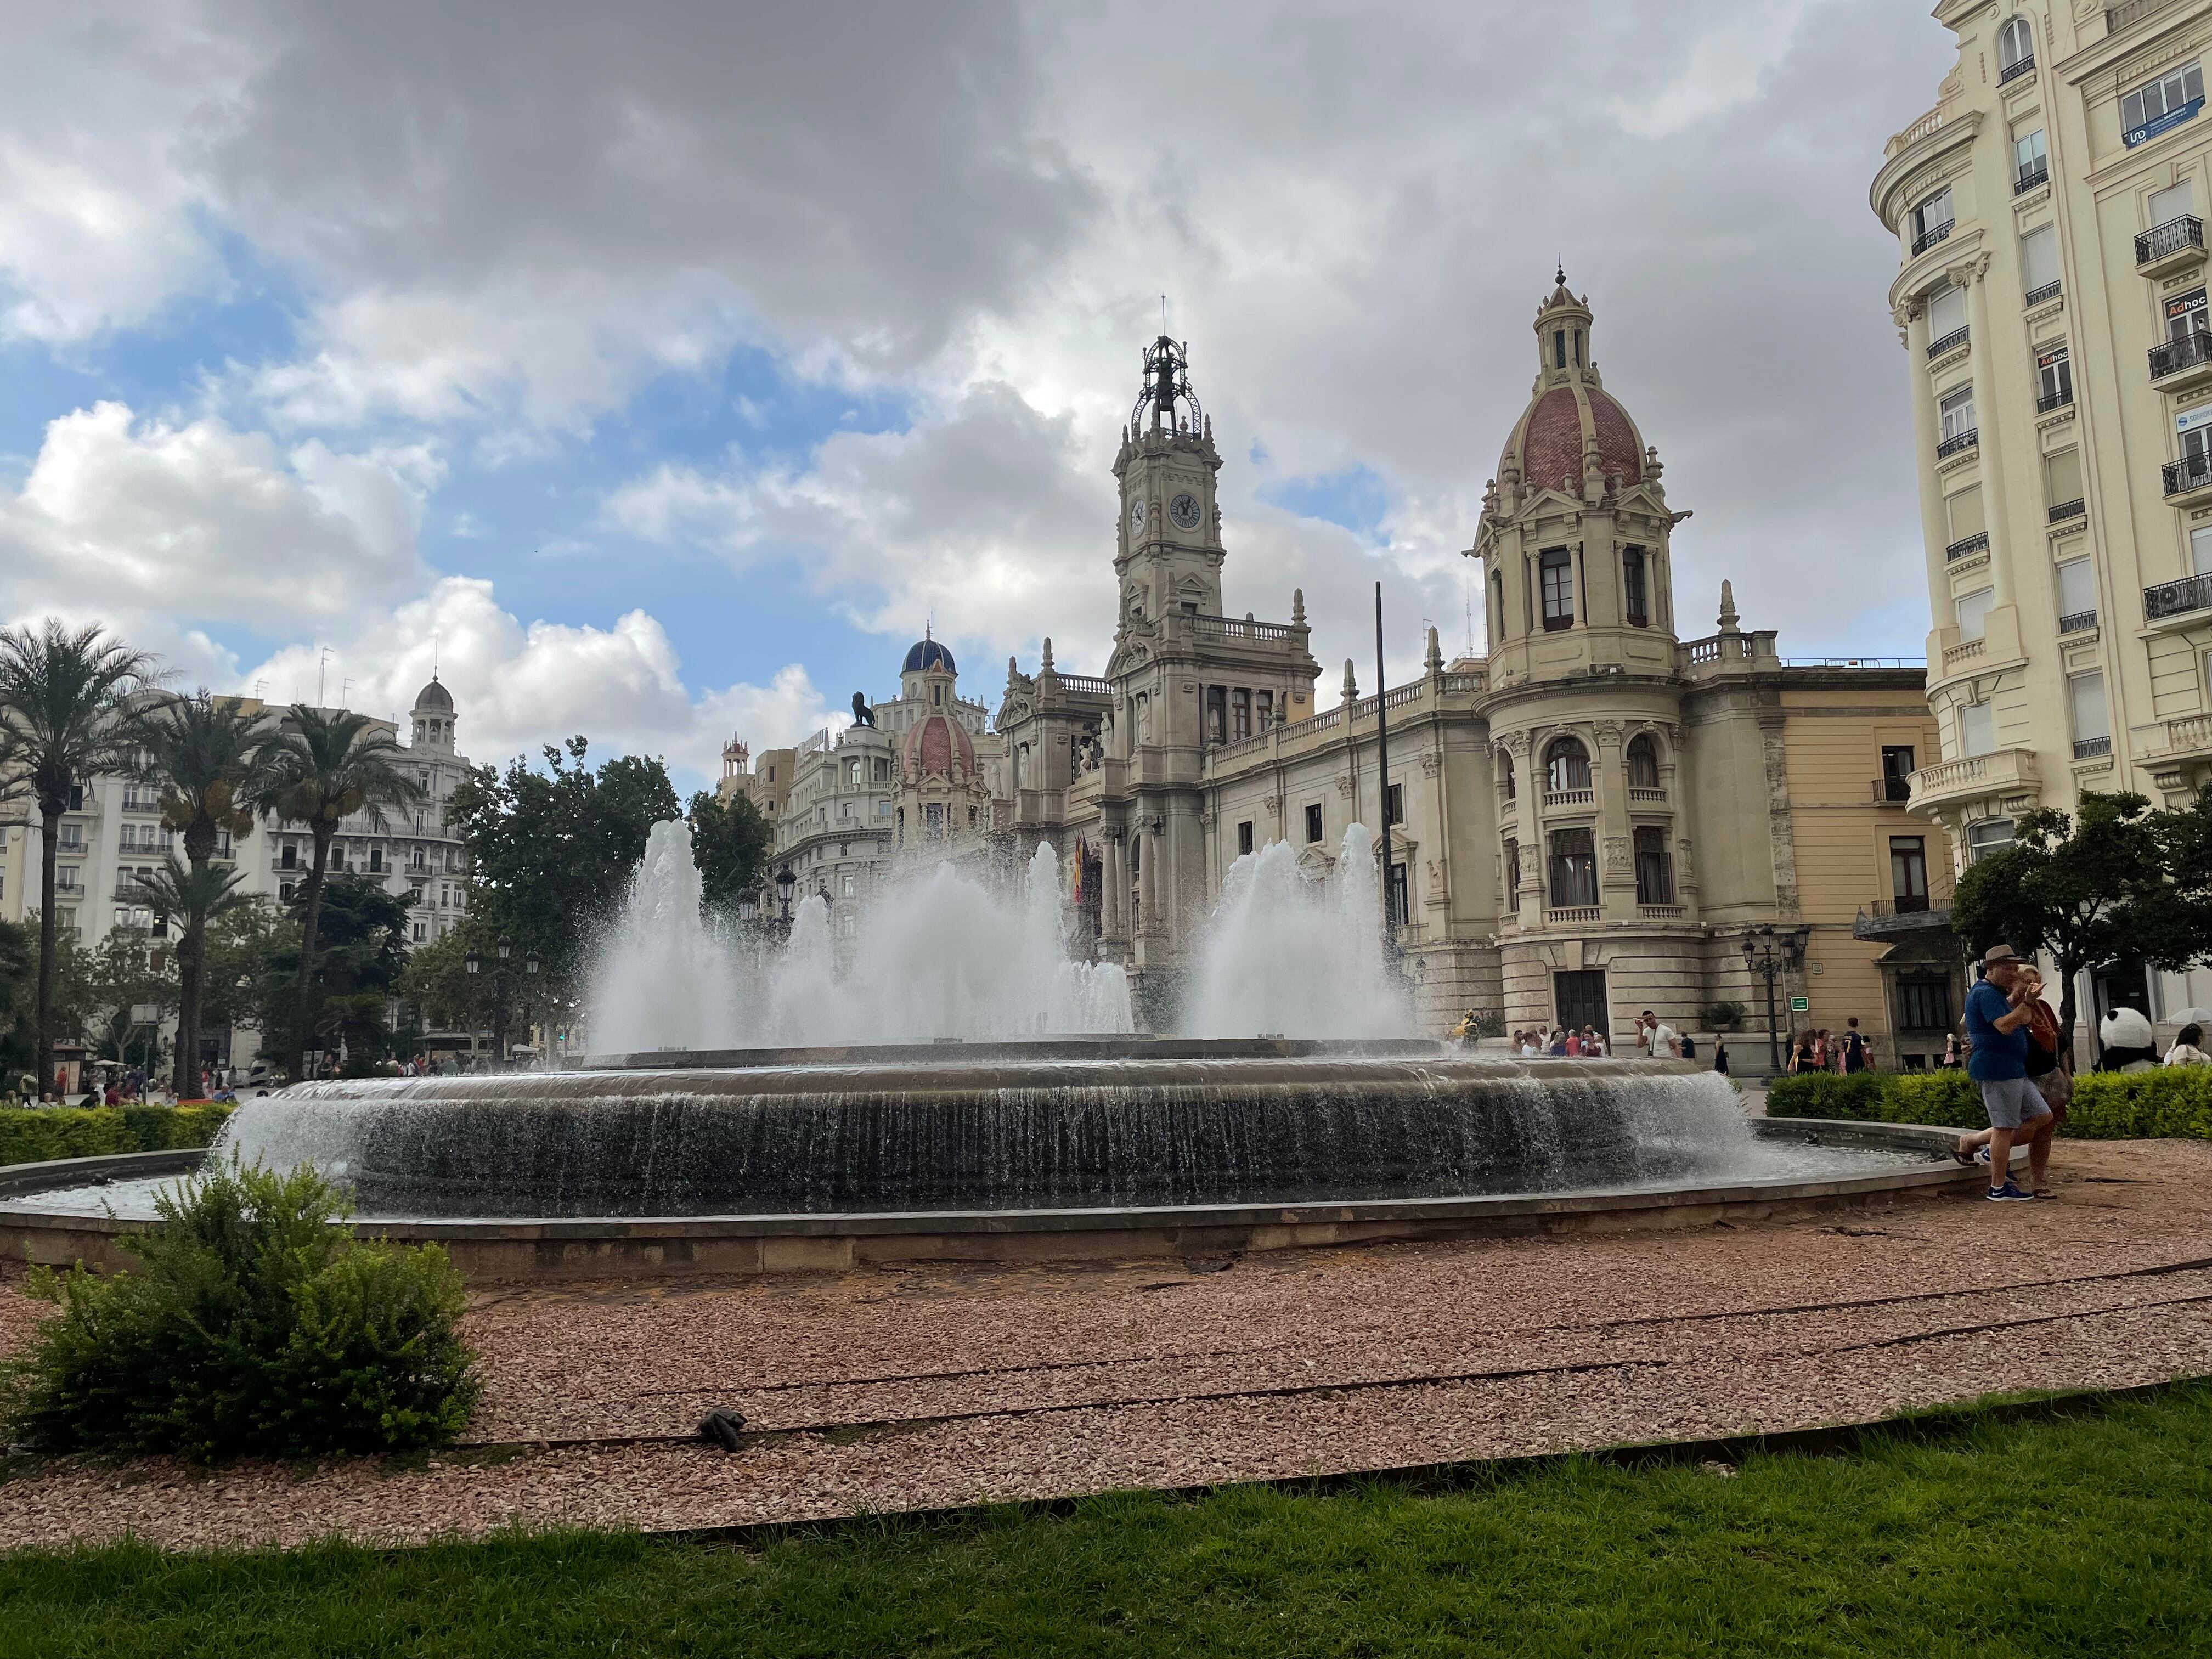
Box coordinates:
[1457,1010,1694,1064]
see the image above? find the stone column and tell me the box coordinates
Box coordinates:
[1958,255,2012,604]
[1594,720,1632,917]
[1899,300,1953,610]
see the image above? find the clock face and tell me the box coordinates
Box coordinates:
[1170,492,1202,530]
[1128,499,1147,532]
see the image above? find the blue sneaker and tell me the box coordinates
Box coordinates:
[1987,1181,2033,1202]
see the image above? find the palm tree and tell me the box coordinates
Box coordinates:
[127,856,251,1094]
[245,707,423,1080]
[138,692,277,1096]
[0,623,161,1094]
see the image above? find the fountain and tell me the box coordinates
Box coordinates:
[0,821,1981,1277]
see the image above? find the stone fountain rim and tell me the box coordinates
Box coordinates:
[0,1119,1982,1252]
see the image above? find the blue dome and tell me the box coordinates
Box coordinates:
[902,638,955,674]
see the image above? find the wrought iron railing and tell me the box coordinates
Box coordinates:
[1936,428,1978,459]
[2149,327,2212,380]
[1927,325,1970,358]
[2037,387,2074,413]
[2025,280,2062,306]
[1945,531,1989,562]
[2013,162,2049,194]
[2059,608,2098,635]
[2163,453,2212,497]
[2145,571,2212,618]
[2048,498,2085,522]
[2137,215,2204,266]
[2074,735,2113,759]
[1999,54,2035,85]
[1912,221,1955,257]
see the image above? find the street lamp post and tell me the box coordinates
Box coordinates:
[463,938,537,1069]
[1739,926,1809,1073]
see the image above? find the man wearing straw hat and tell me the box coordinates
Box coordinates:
[1962,945,2054,1201]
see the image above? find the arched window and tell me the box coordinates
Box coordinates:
[1997,16,2033,81]
[1626,733,1660,789]
[1545,736,1592,795]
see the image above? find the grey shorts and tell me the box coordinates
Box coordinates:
[1980,1075,2053,1130]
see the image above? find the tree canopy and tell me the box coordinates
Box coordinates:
[687,787,772,916]
[447,737,679,1009]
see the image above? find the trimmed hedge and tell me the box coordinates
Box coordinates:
[0,1104,233,1169]
[1765,1066,2212,1140]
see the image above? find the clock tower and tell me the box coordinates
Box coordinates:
[1112,335,1224,631]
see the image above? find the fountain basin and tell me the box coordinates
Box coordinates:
[0,1118,1989,1284]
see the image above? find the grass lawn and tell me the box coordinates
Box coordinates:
[4,1386,2210,1658]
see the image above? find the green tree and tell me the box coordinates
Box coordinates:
[448,737,679,1011]
[0,622,161,1092]
[125,857,252,1096]
[244,708,422,1079]
[198,898,296,1040]
[0,916,34,1082]
[394,927,492,1039]
[688,787,772,915]
[81,924,176,1074]
[257,876,414,1070]
[137,693,278,1094]
[1949,792,2171,1049]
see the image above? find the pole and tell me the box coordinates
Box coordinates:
[1373,582,1396,945]
[1764,964,1781,1073]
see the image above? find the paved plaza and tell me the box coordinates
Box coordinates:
[3,1138,2208,1551]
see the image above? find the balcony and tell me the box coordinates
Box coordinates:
[1911,220,1955,257]
[2137,215,2206,278]
[1936,427,1978,461]
[2047,498,2085,523]
[2037,387,2074,415]
[1542,789,1595,811]
[1908,747,2040,814]
[2131,712,2212,766]
[2074,735,2114,761]
[1627,787,1668,805]
[2025,280,2062,308]
[1546,906,1602,926]
[1874,776,1913,804]
[2162,452,2212,505]
[2013,163,2049,195]
[1944,530,1989,563]
[2145,571,2212,622]
[2149,326,2212,391]
[1927,325,1968,359]
[1852,898,1953,942]
[2059,608,2098,635]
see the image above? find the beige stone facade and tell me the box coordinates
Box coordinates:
[992,298,1955,1062]
[1873,0,2212,1019]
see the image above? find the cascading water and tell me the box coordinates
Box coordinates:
[1184,823,1413,1039]
[588,827,1132,1051]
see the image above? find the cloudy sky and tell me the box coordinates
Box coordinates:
[0,1,1954,788]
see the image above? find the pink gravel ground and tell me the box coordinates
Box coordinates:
[2,1138,2208,1553]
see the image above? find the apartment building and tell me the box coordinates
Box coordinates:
[1874,0,2212,1018]
[2,677,477,1066]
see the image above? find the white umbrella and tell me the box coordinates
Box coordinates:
[2165,1007,2212,1026]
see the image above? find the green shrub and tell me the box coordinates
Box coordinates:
[0,1103,232,1169]
[1765,1065,2212,1139]
[1704,1001,1748,1031]
[2067,1068,2212,1141]
[1,1159,478,1461]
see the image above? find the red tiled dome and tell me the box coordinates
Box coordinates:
[902,713,976,777]
[1502,385,1645,494]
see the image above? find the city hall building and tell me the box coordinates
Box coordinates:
[733,281,1957,1059]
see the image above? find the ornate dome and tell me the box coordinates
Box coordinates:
[902,637,956,674]
[412,674,454,712]
[1502,384,1646,494]
[1496,273,1649,496]
[901,712,977,778]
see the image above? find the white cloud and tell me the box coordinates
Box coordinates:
[0,401,428,633]
[239,577,838,788]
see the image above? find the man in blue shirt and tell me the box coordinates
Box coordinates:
[1963,944,2052,1200]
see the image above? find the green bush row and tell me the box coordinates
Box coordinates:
[1765,1065,2212,1140]
[0,1103,233,1169]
